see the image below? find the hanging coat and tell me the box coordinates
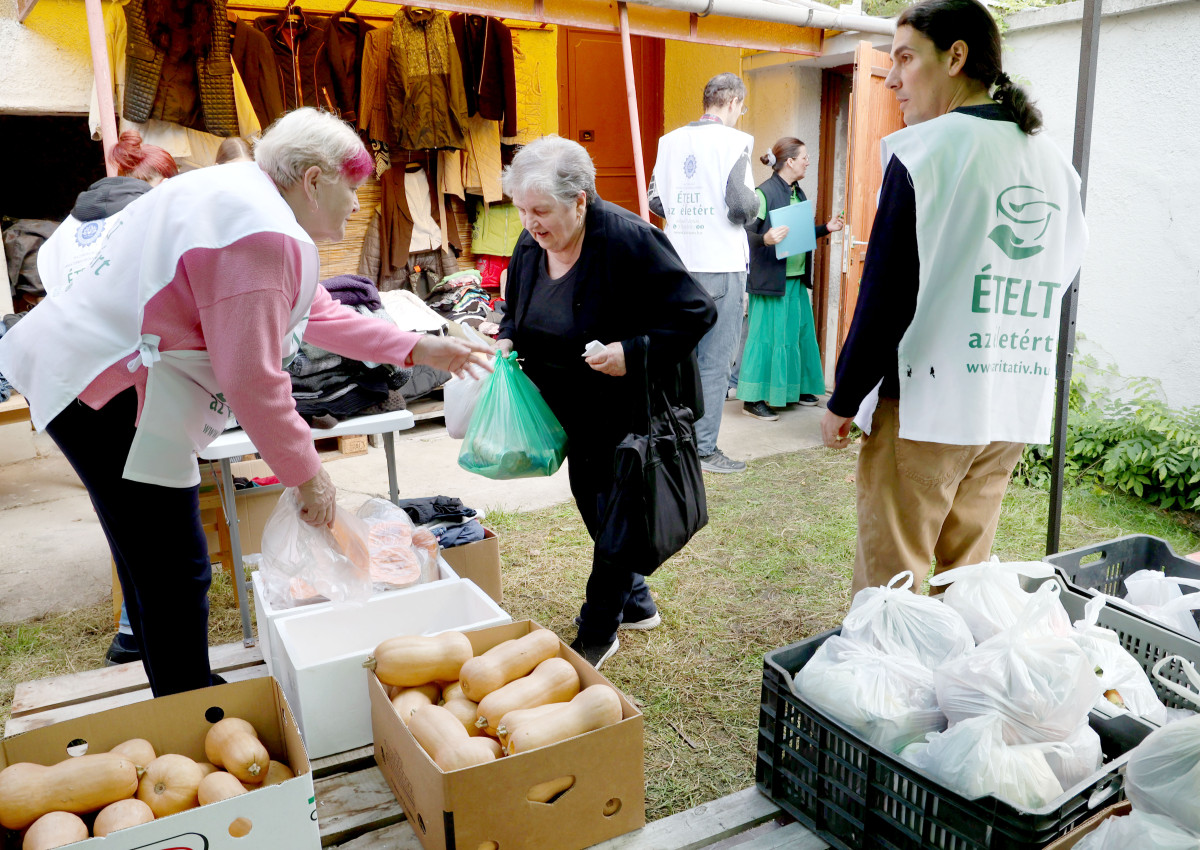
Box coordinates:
[386,8,468,151]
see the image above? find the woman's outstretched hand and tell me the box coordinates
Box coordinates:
[411,335,495,380]
[585,342,626,376]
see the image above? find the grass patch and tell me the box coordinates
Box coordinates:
[2,447,1198,821]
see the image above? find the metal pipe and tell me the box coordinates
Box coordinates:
[619,3,651,222]
[84,0,118,176]
[625,0,896,35]
[1047,0,1102,556]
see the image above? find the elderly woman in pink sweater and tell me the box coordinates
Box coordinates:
[0,108,490,697]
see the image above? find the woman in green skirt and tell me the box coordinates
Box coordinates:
[739,138,843,420]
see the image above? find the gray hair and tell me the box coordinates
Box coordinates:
[703,73,746,111]
[502,135,598,207]
[254,108,370,189]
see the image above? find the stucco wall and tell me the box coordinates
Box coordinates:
[1,0,93,114]
[1005,0,1200,407]
[662,40,743,133]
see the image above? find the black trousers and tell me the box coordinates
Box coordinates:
[567,436,655,646]
[46,389,216,697]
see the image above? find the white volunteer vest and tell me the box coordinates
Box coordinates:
[0,162,320,487]
[856,112,1087,445]
[654,123,754,273]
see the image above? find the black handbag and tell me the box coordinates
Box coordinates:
[595,347,708,574]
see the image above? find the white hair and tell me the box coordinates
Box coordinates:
[502,135,598,207]
[254,108,367,189]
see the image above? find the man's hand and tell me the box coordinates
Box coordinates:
[411,335,494,380]
[764,225,790,246]
[297,468,337,527]
[822,410,855,450]
[585,342,626,376]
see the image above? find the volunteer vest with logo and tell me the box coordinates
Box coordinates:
[654,124,754,273]
[879,112,1087,445]
[0,161,319,487]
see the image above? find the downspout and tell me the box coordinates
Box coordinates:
[85,0,118,176]
[625,0,896,36]
[618,3,650,222]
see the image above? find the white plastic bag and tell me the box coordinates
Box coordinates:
[1075,810,1200,850]
[792,635,946,753]
[1069,596,1168,724]
[1124,713,1200,834]
[841,571,975,669]
[1118,571,1200,640]
[928,558,1064,642]
[1041,722,1104,790]
[899,715,1065,810]
[444,374,486,439]
[260,488,373,608]
[355,498,439,590]
[934,583,1103,744]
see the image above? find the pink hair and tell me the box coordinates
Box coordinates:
[111,130,179,181]
[340,146,373,183]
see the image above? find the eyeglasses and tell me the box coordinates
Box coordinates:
[739,102,748,116]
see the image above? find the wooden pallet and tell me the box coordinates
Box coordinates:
[314,433,370,459]
[6,648,828,849]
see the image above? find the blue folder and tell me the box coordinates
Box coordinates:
[769,200,816,260]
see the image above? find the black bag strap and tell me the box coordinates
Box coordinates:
[628,335,680,437]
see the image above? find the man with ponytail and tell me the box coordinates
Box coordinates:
[821,0,1087,595]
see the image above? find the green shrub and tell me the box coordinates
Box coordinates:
[1015,359,1200,511]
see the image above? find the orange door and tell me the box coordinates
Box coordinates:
[558,28,663,215]
[837,41,906,355]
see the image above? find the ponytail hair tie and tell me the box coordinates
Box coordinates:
[766,150,777,167]
[995,71,1012,88]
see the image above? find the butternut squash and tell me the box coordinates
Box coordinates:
[408,705,498,772]
[364,632,473,687]
[198,771,249,806]
[92,798,155,837]
[0,754,139,830]
[474,657,580,737]
[137,754,203,818]
[390,683,442,724]
[195,762,219,778]
[441,681,467,702]
[252,760,296,788]
[109,738,156,777]
[442,695,483,737]
[502,685,623,755]
[527,775,575,804]
[21,811,88,850]
[494,702,562,749]
[204,717,269,783]
[459,629,562,702]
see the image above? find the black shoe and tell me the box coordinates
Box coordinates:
[797,394,820,406]
[569,636,619,670]
[742,400,779,421]
[575,610,662,631]
[105,633,141,667]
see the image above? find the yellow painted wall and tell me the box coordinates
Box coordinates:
[662,40,743,134]
[2,0,93,113]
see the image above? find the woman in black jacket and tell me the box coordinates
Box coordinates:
[740,138,843,420]
[497,135,716,669]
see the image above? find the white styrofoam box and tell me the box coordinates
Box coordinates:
[272,577,510,758]
[251,555,460,677]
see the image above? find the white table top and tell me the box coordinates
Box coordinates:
[200,410,415,461]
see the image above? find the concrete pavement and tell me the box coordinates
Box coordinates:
[0,396,826,623]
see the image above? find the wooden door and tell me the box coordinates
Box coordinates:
[558,28,664,215]
[836,42,906,354]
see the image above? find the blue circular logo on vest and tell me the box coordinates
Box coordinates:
[74,220,104,248]
[683,154,697,179]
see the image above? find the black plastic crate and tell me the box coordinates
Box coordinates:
[756,579,1199,850]
[1045,534,1200,636]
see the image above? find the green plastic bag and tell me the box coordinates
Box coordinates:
[457,350,568,479]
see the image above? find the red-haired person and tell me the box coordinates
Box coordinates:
[0,109,493,696]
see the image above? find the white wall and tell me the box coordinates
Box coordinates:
[1005,0,1200,407]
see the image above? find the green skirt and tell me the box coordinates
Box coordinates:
[737,276,825,407]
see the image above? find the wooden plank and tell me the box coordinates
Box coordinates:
[0,393,31,426]
[737,822,827,849]
[10,643,263,718]
[591,788,783,850]
[332,821,425,849]
[312,745,376,778]
[407,398,445,422]
[4,665,268,736]
[316,764,407,846]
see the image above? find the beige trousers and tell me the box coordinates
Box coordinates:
[852,399,1025,595]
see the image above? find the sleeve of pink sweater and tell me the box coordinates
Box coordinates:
[184,235,424,487]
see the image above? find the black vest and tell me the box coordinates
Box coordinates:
[746,173,822,296]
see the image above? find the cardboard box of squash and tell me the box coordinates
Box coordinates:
[369,620,646,850]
